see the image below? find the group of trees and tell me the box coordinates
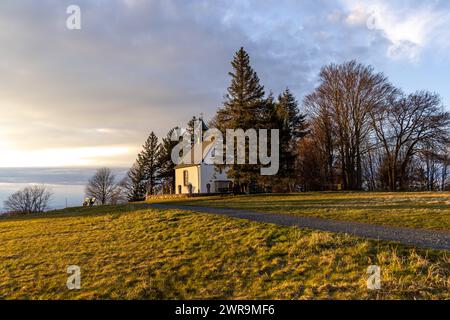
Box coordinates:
[3,185,53,214]
[213,48,308,193]
[84,167,127,205]
[210,49,449,192]
[83,130,179,204]
[301,61,450,191]
[5,48,449,214]
[84,119,197,204]
[121,48,449,195]
[73,49,450,206]
[121,130,178,201]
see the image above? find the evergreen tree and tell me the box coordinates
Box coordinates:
[186,116,198,144]
[141,132,160,195]
[157,127,179,194]
[125,157,147,201]
[275,88,308,190]
[124,131,160,201]
[260,92,278,129]
[186,115,208,144]
[215,47,266,192]
[257,92,279,191]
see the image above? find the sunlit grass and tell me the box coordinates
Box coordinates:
[0,205,448,299]
[168,192,450,231]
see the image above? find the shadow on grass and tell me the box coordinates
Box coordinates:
[0,205,147,223]
[176,197,450,211]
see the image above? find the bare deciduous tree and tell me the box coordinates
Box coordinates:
[305,61,397,190]
[370,91,450,190]
[4,185,53,214]
[439,147,450,190]
[85,168,119,205]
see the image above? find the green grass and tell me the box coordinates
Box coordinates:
[163,192,450,231]
[0,205,448,299]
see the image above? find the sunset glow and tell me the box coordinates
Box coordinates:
[0,145,131,168]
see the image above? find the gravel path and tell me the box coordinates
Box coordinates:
[149,203,450,251]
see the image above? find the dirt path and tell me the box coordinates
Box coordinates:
[148,203,450,251]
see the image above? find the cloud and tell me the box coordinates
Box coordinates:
[345,4,369,26]
[340,0,450,62]
[0,0,448,167]
[0,145,132,168]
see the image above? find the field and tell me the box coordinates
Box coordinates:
[164,192,450,231]
[0,201,449,300]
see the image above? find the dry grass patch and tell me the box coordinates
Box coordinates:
[0,205,448,299]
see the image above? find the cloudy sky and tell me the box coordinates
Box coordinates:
[1,0,449,168]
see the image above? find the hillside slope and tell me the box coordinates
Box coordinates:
[0,205,448,299]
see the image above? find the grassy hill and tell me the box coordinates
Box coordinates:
[0,202,448,300]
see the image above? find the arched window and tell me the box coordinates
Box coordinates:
[183,170,189,186]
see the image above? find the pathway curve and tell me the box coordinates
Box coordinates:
[148,203,450,251]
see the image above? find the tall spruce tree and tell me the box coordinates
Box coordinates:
[125,131,160,201]
[186,115,208,144]
[141,132,160,195]
[260,91,281,131]
[157,127,179,194]
[125,157,147,201]
[276,88,308,190]
[215,47,265,192]
[256,92,280,192]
